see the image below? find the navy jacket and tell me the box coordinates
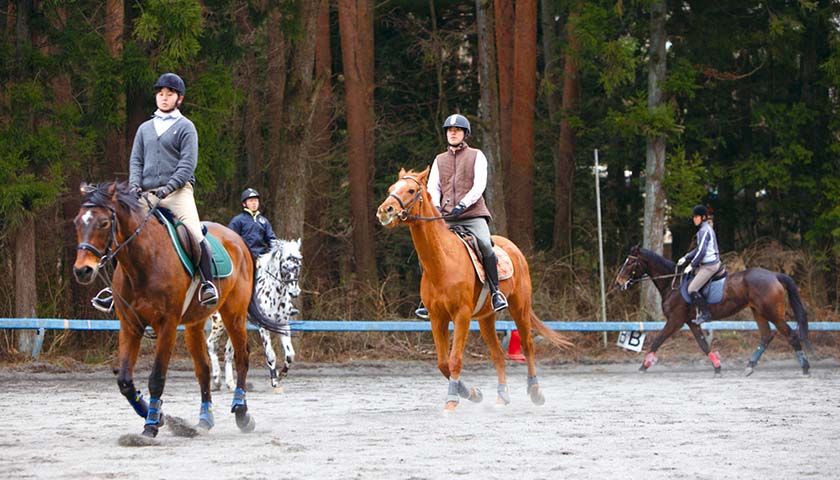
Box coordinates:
[228,210,277,259]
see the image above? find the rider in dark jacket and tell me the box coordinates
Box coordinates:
[228,188,277,262]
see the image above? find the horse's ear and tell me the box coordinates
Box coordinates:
[418,165,431,184]
[106,182,118,199]
[398,167,407,178]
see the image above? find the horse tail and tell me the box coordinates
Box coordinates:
[776,273,812,352]
[530,310,574,350]
[247,287,289,335]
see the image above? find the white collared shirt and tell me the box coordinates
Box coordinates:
[152,108,183,137]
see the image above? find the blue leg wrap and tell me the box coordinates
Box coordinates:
[231,387,247,412]
[127,391,149,418]
[527,375,539,392]
[749,344,767,365]
[145,398,163,426]
[796,350,809,369]
[199,401,214,429]
[447,379,460,403]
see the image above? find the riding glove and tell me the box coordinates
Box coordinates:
[449,202,467,218]
[684,265,693,274]
[129,184,142,197]
[154,185,173,200]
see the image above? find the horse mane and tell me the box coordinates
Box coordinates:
[638,247,675,272]
[83,181,141,214]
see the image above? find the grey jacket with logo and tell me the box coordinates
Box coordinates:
[129,117,198,191]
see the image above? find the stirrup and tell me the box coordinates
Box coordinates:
[491,291,508,312]
[199,282,219,306]
[415,302,429,319]
[91,287,114,313]
[692,312,711,325]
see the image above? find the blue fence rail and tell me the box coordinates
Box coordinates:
[4,317,839,360]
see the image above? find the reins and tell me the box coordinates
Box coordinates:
[392,175,455,222]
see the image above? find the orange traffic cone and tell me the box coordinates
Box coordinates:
[507,330,526,362]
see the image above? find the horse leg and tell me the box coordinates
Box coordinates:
[259,327,281,391]
[116,329,149,421]
[770,313,810,375]
[640,319,683,372]
[185,323,214,430]
[142,323,178,438]
[206,312,223,391]
[509,300,544,405]
[476,312,509,405]
[687,323,721,375]
[224,338,236,391]
[222,310,255,433]
[445,308,482,410]
[745,312,774,377]
[429,315,451,380]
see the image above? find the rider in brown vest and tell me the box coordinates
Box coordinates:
[415,114,508,318]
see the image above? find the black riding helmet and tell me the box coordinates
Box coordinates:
[442,114,471,136]
[154,73,186,96]
[241,188,260,203]
[692,204,709,218]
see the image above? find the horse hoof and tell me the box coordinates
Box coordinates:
[744,366,754,377]
[141,424,159,438]
[211,381,221,392]
[443,401,458,411]
[528,385,546,406]
[802,368,810,376]
[236,413,256,433]
[639,365,648,372]
[714,367,722,376]
[468,387,483,403]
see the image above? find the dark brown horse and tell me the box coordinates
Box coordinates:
[615,245,811,376]
[376,167,571,410]
[73,182,287,439]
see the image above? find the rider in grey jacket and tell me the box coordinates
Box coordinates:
[677,205,720,324]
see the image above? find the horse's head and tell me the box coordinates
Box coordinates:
[376,166,430,228]
[259,238,302,301]
[614,244,647,291]
[73,182,119,284]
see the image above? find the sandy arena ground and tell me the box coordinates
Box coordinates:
[0,358,839,479]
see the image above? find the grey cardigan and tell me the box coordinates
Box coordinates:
[128,117,198,191]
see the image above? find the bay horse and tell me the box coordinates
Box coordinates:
[376,167,571,410]
[207,238,302,392]
[72,181,288,439]
[615,245,811,376]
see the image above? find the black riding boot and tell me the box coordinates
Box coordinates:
[198,239,219,306]
[415,301,429,319]
[690,291,712,325]
[483,251,508,312]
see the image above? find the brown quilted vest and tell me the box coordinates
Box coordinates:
[434,145,492,221]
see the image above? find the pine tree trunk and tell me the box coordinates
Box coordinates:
[338,0,377,284]
[104,0,126,176]
[305,0,334,292]
[509,0,537,250]
[494,0,513,186]
[15,218,37,355]
[266,6,288,231]
[275,1,320,241]
[642,0,667,320]
[475,0,507,236]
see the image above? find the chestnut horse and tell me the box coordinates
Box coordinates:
[615,245,811,376]
[73,182,287,439]
[376,167,571,410]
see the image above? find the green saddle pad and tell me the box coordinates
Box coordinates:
[155,211,233,278]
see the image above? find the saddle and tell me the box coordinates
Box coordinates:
[680,264,727,305]
[448,225,513,284]
[154,208,233,278]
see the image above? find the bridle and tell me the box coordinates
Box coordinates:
[77,195,158,270]
[618,254,681,289]
[388,175,453,222]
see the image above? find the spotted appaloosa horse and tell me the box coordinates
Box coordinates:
[207,239,302,392]
[72,182,288,439]
[376,167,572,411]
[615,245,811,376]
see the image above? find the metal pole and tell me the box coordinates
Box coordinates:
[594,149,608,347]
